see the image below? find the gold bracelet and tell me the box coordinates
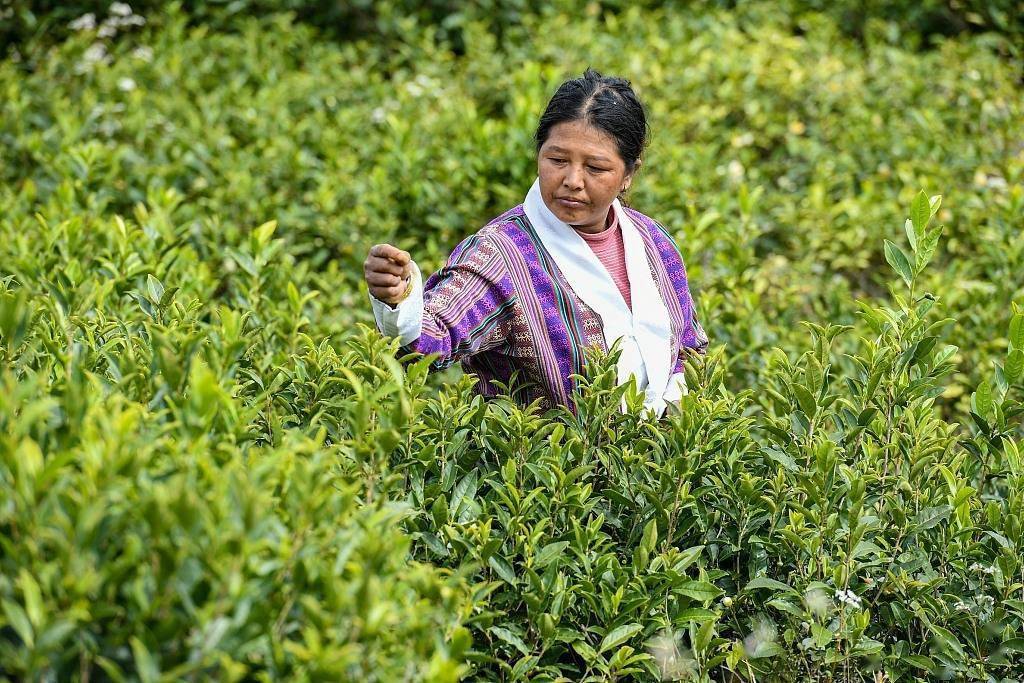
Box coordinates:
[394,275,413,304]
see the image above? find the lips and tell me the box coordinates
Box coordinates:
[557,197,587,207]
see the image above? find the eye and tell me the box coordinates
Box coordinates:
[548,157,567,165]
[587,166,609,173]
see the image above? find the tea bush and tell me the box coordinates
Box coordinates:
[1,3,1023,681]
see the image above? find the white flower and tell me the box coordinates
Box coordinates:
[82,43,107,63]
[110,2,133,16]
[117,77,137,92]
[76,43,110,73]
[371,107,387,124]
[116,14,146,27]
[835,589,862,609]
[98,23,117,38]
[730,132,754,148]
[69,13,97,31]
[727,160,745,183]
[131,46,154,62]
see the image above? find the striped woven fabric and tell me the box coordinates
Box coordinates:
[402,204,708,412]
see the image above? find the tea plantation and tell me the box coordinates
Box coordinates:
[1,2,1023,681]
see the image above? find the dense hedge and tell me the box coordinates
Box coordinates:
[4,0,1022,57]
[1,3,1023,680]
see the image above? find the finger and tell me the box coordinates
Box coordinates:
[388,249,411,267]
[365,256,405,276]
[370,243,403,261]
[369,283,406,303]
[382,283,407,299]
[366,272,402,287]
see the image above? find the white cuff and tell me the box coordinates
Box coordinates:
[369,261,424,347]
[661,371,689,408]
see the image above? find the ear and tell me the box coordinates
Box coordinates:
[622,159,642,191]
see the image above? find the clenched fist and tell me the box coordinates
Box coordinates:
[364,243,413,305]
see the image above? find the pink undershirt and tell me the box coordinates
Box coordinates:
[573,207,632,311]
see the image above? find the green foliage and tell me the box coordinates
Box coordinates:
[1,3,1023,681]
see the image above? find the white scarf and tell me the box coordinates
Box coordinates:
[523,178,675,415]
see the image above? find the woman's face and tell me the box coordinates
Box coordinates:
[537,119,639,233]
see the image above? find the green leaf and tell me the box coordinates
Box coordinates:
[911,190,930,234]
[18,570,43,628]
[792,385,817,418]
[1006,349,1024,383]
[641,518,658,556]
[916,224,943,272]
[929,624,965,660]
[901,653,935,671]
[490,626,530,656]
[534,541,569,568]
[430,495,448,528]
[1000,638,1024,653]
[972,380,993,416]
[572,639,601,664]
[450,470,478,517]
[600,623,643,653]
[933,344,958,367]
[488,555,517,585]
[677,580,723,602]
[904,218,917,253]
[254,219,278,246]
[811,622,833,648]
[1010,313,1024,351]
[743,576,794,594]
[883,240,914,287]
[693,619,715,653]
[2,599,34,648]
[914,505,951,531]
[146,274,165,305]
[130,636,160,683]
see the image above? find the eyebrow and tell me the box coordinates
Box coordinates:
[545,146,613,163]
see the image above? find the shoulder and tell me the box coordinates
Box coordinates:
[444,205,529,269]
[455,204,531,254]
[622,206,686,261]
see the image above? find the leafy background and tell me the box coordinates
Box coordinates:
[1,1,1022,680]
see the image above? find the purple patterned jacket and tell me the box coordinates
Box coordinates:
[390,204,707,412]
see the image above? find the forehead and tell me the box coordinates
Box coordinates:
[541,120,621,162]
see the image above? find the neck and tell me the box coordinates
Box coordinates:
[570,205,615,234]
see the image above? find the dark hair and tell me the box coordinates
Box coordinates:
[534,68,649,174]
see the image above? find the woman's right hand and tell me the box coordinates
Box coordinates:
[364,243,413,305]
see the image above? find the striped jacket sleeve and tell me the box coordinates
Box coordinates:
[369,234,516,369]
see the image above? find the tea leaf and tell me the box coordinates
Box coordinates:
[884,240,914,287]
[600,623,642,653]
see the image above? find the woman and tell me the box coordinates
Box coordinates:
[364,69,708,416]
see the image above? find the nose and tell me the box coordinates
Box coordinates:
[562,164,584,190]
